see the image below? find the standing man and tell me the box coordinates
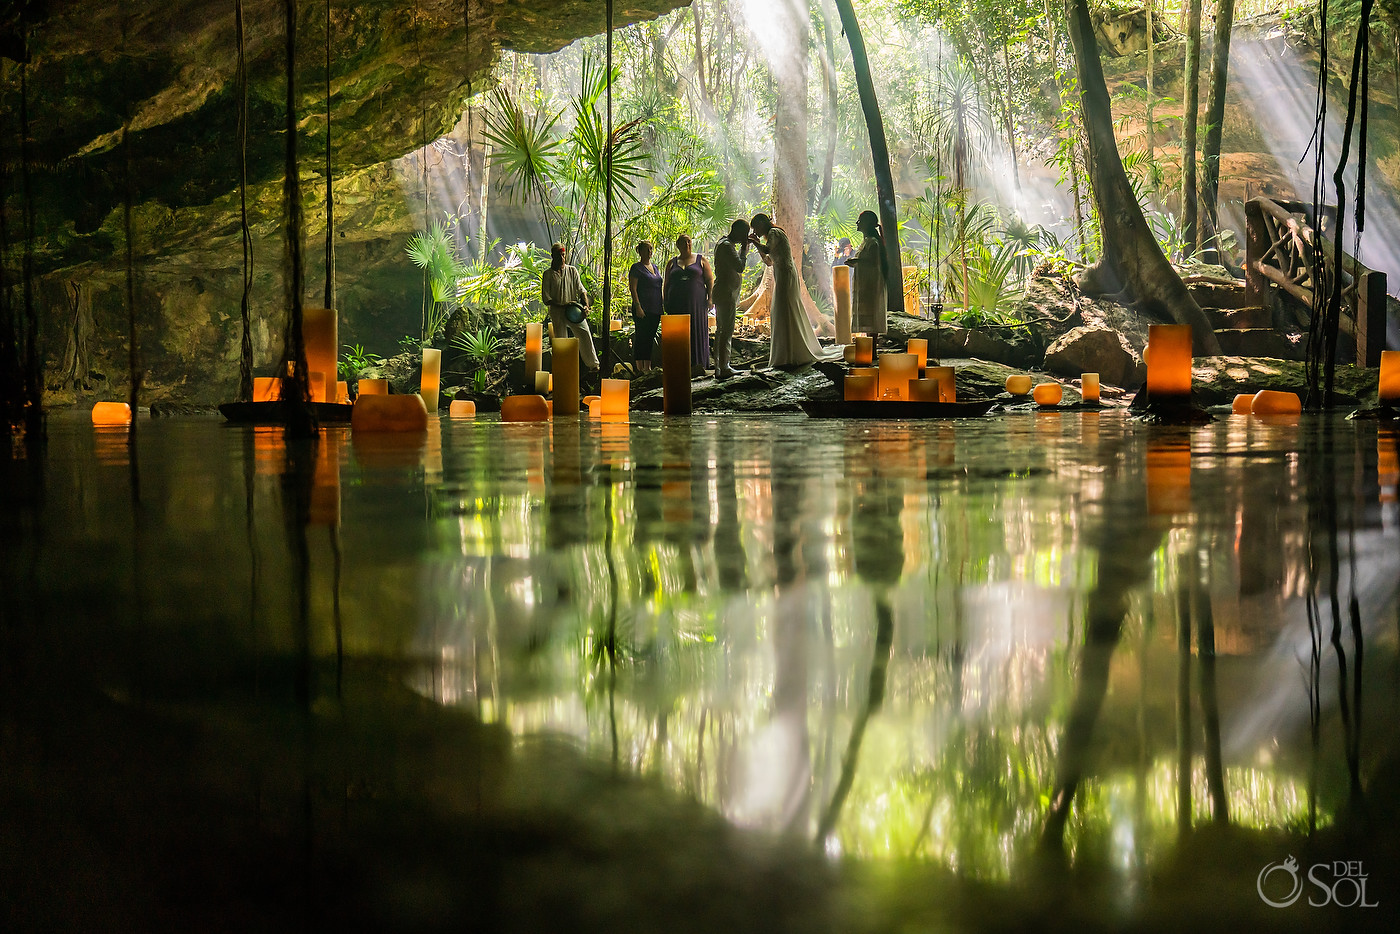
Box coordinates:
[711,219,750,380]
[541,242,600,372]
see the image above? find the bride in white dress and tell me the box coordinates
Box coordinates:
[749,214,839,368]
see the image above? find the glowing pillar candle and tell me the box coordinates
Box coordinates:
[309,372,326,405]
[1251,390,1301,415]
[253,377,279,402]
[351,393,429,432]
[910,378,941,402]
[879,353,918,401]
[524,322,544,389]
[357,378,387,396]
[420,348,442,414]
[661,314,692,415]
[852,335,874,365]
[902,265,919,316]
[1033,382,1063,406]
[926,365,955,402]
[833,264,852,344]
[907,338,928,371]
[1146,441,1191,516]
[1231,393,1256,414]
[535,371,553,395]
[588,398,603,418]
[851,367,879,379]
[501,394,550,422]
[1380,350,1400,404]
[1081,373,1100,405]
[449,399,476,417]
[845,374,877,401]
[601,378,629,416]
[552,336,580,415]
[1005,375,1032,396]
[610,318,624,332]
[335,381,349,404]
[1146,324,1193,401]
[301,307,337,402]
[91,401,132,425]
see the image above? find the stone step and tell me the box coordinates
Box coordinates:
[1187,278,1250,310]
[1205,306,1274,329]
[1212,328,1306,361]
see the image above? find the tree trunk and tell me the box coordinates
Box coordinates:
[1181,0,1202,252]
[1064,0,1219,352]
[812,0,840,307]
[833,0,903,315]
[1200,0,1236,263]
[1001,37,1021,194]
[1146,0,1154,189]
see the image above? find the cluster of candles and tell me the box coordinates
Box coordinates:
[842,337,956,402]
[503,324,634,422]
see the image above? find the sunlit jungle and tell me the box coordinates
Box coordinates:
[4,1,1400,932]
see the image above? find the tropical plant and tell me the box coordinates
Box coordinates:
[406,221,469,344]
[339,343,383,379]
[451,325,504,366]
[946,237,1028,327]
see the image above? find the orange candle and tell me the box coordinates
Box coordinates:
[902,265,919,316]
[524,322,544,389]
[907,339,928,370]
[582,394,601,407]
[1379,432,1398,502]
[1006,375,1032,396]
[1231,393,1256,414]
[661,314,692,415]
[449,399,476,417]
[1251,390,1301,415]
[335,381,349,404]
[357,378,387,396]
[1146,441,1191,516]
[535,371,553,394]
[1033,382,1063,406]
[910,378,941,402]
[351,393,429,432]
[420,348,442,414]
[91,401,132,425]
[1146,324,1193,400]
[552,336,580,415]
[309,372,326,405]
[1081,373,1100,404]
[845,374,877,401]
[610,318,623,332]
[1380,350,1400,404]
[601,378,629,416]
[301,307,337,402]
[253,376,279,402]
[833,264,852,345]
[588,398,603,418]
[878,353,918,401]
[501,395,550,422]
[926,365,955,402]
[852,335,874,365]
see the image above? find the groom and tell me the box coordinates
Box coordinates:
[711,218,750,380]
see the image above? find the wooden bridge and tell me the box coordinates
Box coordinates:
[1242,196,1388,367]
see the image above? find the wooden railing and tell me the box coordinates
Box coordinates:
[1243,196,1387,367]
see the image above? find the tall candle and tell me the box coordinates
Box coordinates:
[902,265,919,316]
[357,378,387,396]
[524,322,543,389]
[302,307,337,402]
[1146,324,1193,400]
[309,372,326,406]
[833,264,852,345]
[926,365,955,402]
[1081,373,1100,404]
[552,336,580,415]
[852,335,874,365]
[907,338,928,370]
[335,381,349,404]
[661,314,692,415]
[253,376,279,402]
[879,353,918,400]
[601,378,629,416]
[420,348,442,414]
[1380,350,1400,404]
[844,374,877,401]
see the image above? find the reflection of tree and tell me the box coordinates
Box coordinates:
[1192,541,1228,824]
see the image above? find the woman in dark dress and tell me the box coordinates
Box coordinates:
[662,234,714,371]
[628,241,663,371]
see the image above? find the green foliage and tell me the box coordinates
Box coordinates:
[339,344,383,379]
[406,221,469,345]
[459,240,552,327]
[451,325,504,365]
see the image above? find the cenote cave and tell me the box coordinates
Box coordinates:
[3,1,1400,931]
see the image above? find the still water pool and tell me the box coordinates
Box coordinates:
[3,411,1397,932]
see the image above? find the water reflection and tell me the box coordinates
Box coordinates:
[7,412,1400,923]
